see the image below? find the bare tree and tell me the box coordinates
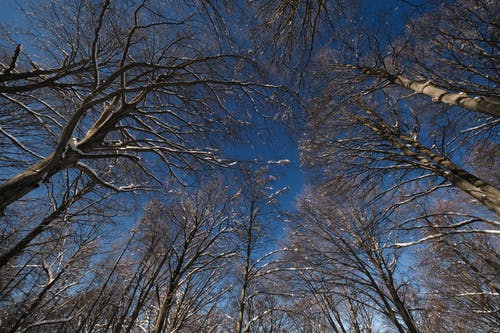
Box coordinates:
[298,5,499,216]
[149,182,236,333]
[0,0,281,213]
[1,1,497,331]
[253,0,344,73]
[231,165,289,333]
[1,178,238,333]
[397,0,500,116]
[302,92,500,216]
[411,207,500,332]
[0,0,288,294]
[0,194,105,333]
[257,0,499,215]
[0,1,288,331]
[289,188,422,333]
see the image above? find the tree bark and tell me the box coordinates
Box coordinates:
[0,151,79,213]
[392,132,500,217]
[0,101,130,213]
[391,74,500,118]
[354,65,500,117]
[357,108,500,216]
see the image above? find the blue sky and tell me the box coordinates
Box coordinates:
[0,0,25,25]
[0,0,425,215]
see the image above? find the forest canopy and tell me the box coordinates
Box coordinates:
[0,0,498,332]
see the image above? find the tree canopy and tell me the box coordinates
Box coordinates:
[0,0,498,332]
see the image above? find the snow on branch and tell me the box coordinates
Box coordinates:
[267,159,291,165]
[394,229,500,248]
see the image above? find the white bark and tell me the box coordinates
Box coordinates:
[392,75,500,118]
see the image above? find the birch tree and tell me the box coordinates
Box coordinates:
[298,0,499,216]
[257,0,499,215]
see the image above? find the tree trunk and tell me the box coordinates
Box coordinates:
[391,74,500,118]
[392,133,500,217]
[355,65,500,117]
[0,195,74,268]
[152,291,175,333]
[0,150,80,213]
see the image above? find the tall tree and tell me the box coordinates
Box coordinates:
[257,0,499,215]
[289,187,422,333]
[414,210,500,332]
[0,0,280,213]
[0,0,285,276]
[232,166,288,333]
[0,179,238,333]
[302,2,498,216]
